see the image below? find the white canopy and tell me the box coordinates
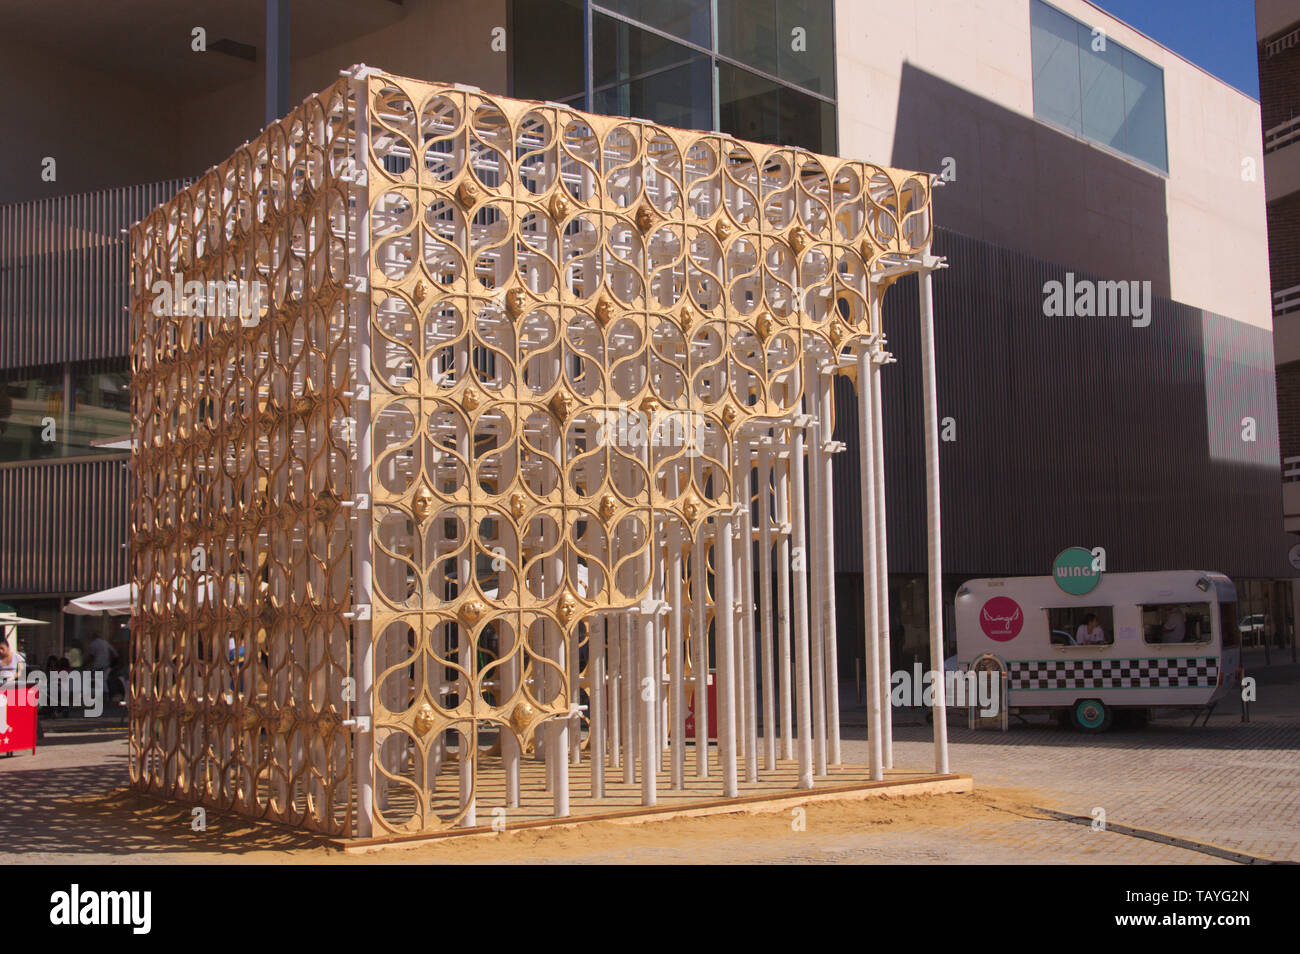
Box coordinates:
[63,577,233,617]
[0,612,49,626]
[63,583,133,616]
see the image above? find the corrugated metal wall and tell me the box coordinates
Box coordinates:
[832,227,1293,580]
[0,182,183,598]
[0,457,129,596]
[0,179,188,367]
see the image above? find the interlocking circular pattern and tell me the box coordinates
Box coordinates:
[129,79,356,834]
[129,68,934,837]
[361,75,931,833]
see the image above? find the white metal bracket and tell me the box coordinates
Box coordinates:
[639,597,671,617]
[344,715,372,733]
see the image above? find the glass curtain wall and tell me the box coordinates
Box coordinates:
[0,359,131,462]
[511,0,837,154]
[1030,0,1168,172]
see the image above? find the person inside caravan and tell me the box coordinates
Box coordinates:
[1160,605,1186,642]
[1076,613,1107,645]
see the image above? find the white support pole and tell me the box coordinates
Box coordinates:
[553,632,570,817]
[609,616,622,771]
[497,490,521,804]
[857,347,884,781]
[669,473,686,790]
[757,440,776,770]
[570,620,582,768]
[653,519,667,773]
[805,364,828,778]
[776,443,793,762]
[735,527,748,767]
[456,423,477,827]
[639,422,658,805]
[591,616,606,798]
[640,598,658,806]
[789,421,814,790]
[870,340,895,770]
[546,378,569,817]
[738,453,758,783]
[622,610,636,784]
[347,68,375,840]
[818,367,843,767]
[503,621,521,807]
[693,530,710,777]
[715,513,739,797]
[918,258,950,775]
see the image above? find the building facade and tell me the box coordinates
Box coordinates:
[1,0,1291,674]
[1260,1,1300,527]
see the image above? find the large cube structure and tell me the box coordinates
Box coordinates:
[128,66,936,839]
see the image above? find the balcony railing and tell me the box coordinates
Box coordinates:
[1274,284,1300,318]
[1265,115,1300,155]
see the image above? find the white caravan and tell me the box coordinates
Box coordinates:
[952,571,1241,731]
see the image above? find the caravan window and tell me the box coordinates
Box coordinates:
[1219,602,1240,648]
[1141,603,1212,645]
[1047,606,1114,646]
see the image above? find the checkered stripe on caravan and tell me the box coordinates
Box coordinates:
[1006,657,1219,690]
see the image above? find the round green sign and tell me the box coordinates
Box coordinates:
[1052,546,1101,595]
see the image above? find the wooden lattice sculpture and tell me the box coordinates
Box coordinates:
[128,66,934,838]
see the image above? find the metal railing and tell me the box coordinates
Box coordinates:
[1265,26,1300,58]
[0,456,129,596]
[1265,115,1300,155]
[1274,284,1300,317]
[1284,456,1300,483]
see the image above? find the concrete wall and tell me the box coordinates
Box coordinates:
[0,0,508,205]
[176,0,509,178]
[1257,0,1300,40]
[834,0,1272,334]
[832,228,1293,580]
[0,40,185,203]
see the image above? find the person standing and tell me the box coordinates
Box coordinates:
[86,631,118,687]
[0,635,25,689]
[1160,605,1186,643]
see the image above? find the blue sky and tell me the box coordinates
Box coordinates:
[1091,0,1261,97]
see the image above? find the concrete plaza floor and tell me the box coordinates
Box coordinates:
[1,650,1296,863]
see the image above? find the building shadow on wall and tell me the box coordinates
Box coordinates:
[891,61,1171,300]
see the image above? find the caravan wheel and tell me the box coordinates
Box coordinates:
[1070,698,1112,733]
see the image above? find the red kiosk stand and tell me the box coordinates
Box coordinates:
[0,684,39,757]
[683,671,718,741]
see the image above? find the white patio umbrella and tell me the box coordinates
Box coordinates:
[0,612,49,627]
[63,583,134,616]
[63,576,240,619]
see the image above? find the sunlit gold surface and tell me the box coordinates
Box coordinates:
[128,69,933,839]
